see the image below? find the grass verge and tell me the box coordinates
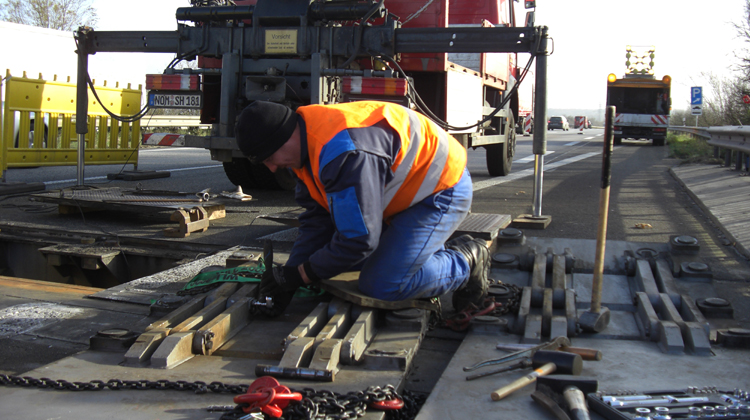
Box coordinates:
[668,133,723,164]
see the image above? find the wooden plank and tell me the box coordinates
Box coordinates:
[145,295,207,332]
[309,339,342,371]
[341,309,377,365]
[194,297,252,356]
[284,302,329,350]
[0,276,102,295]
[315,302,351,347]
[123,329,169,366]
[150,332,196,369]
[278,336,315,368]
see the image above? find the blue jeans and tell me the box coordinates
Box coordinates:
[358,168,473,300]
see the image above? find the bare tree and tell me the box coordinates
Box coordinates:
[697,72,750,126]
[734,0,750,80]
[0,0,97,31]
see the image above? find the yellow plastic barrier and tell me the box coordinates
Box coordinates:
[1,70,142,179]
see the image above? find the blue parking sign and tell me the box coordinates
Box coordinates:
[691,87,702,105]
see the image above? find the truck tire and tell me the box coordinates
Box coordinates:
[251,164,297,191]
[653,138,665,147]
[486,112,515,176]
[222,158,296,191]
[613,136,622,146]
[14,120,48,149]
[222,158,257,191]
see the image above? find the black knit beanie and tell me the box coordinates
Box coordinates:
[235,101,299,164]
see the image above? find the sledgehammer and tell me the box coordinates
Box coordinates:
[490,350,582,401]
[533,375,599,420]
[578,106,615,333]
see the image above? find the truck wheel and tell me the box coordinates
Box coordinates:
[486,112,515,176]
[14,120,48,148]
[222,158,296,191]
[653,138,665,147]
[251,164,296,191]
[222,158,257,191]
[613,136,622,146]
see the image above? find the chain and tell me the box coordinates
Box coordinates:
[1,375,425,420]
[0,374,249,394]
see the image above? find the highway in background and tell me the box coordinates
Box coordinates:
[3,127,744,281]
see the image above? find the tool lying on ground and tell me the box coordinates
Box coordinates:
[532,375,599,420]
[587,386,750,420]
[234,376,302,418]
[464,336,571,372]
[466,350,582,381]
[495,343,603,361]
[490,351,583,401]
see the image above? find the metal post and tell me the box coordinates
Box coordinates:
[75,28,89,186]
[531,27,548,217]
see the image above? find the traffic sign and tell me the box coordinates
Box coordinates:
[691,105,702,115]
[691,87,703,105]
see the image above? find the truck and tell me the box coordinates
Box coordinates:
[606,47,671,146]
[128,0,539,190]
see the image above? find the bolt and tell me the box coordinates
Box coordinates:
[675,235,699,245]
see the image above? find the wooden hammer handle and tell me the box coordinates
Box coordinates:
[559,346,603,361]
[491,362,556,401]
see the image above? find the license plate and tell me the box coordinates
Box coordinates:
[148,90,202,109]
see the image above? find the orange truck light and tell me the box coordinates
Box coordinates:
[342,77,408,96]
[146,74,200,90]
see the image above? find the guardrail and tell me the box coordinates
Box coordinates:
[668,126,710,140]
[670,125,749,170]
[1,70,142,180]
[140,115,210,129]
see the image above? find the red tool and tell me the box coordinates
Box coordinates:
[370,398,405,410]
[234,376,303,418]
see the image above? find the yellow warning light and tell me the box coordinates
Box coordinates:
[608,73,617,83]
[662,75,671,84]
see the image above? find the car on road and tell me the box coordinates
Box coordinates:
[548,116,569,131]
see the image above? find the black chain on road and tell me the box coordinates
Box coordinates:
[0,374,249,394]
[0,375,425,420]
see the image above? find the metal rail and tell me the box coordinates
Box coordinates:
[668,126,710,140]
[670,125,749,170]
[141,115,209,128]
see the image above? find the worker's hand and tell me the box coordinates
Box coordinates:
[260,265,305,297]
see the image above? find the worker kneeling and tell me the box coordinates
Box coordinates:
[235,100,490,314]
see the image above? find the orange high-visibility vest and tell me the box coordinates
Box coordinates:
[293,101,467,219]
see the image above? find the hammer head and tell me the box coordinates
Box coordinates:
[537,374,599,395]
[531,350,583,375]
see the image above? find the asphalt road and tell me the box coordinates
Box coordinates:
[2,127,747,280]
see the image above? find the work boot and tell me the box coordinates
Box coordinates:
[449,237,490,312]
[445,234,473,250]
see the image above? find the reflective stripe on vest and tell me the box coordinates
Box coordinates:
[293,102,466,219]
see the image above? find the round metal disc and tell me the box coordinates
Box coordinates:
[97,328,131,338]
[704,297,730,307]
[636,248,657,258]
[500,228,522,237]
[675,235,698,245]
[687,262,708,272]
[492,253,517,264]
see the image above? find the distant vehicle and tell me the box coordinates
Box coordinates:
[606,46,671,146]
[548,116,569,130]
[574,116,588,131]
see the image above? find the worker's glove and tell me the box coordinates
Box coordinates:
[260,265,305,297]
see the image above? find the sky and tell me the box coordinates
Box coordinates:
[85,0,748,112]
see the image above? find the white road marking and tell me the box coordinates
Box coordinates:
[473,152,599,192]
[515,150,555,163]
[564,141,581,146]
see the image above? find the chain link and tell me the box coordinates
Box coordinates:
[0,374,249,394]
[1,375,425,420]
